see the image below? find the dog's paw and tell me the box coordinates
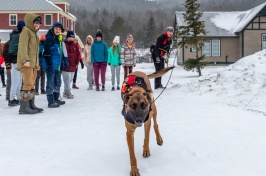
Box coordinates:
[157,138,163,146]
[130,166,140,176]
[143,150,151,158]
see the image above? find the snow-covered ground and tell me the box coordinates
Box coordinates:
[0,50,266,176]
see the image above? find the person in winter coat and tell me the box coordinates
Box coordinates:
[62,31,80,99]
[35,33,46,95]
[84,35,94,90]
[120,33,136,80]
[91,30,108,91]
[72,36,84,89]
[43,22,68,108]
[8,21,25,107]
[108,36,122,91]
[3,40,11,101]
[17,14,43,114]
[153,26,173,89]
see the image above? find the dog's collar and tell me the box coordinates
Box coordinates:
[121,75,150,95]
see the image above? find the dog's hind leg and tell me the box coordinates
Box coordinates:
[152,103,163,146]
[143,117,152,158]
[125,121,140,176]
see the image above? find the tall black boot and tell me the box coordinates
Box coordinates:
[29,90,43,112]
[19,91,38,114]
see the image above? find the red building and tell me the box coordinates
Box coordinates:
[0,0,77,44]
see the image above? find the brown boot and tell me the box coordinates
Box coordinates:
[72,83,79,89]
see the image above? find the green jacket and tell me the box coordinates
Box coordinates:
[108,45,122,66]
[17,13,40,70]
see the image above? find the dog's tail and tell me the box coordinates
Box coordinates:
[147,66,175,79]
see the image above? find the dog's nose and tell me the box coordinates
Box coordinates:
[135,118,143,127]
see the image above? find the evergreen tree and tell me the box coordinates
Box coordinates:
[143,16,157,47]
[177,0,207,76]
[110,16,127,44]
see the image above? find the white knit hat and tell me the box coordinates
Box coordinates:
[113,36,120,44]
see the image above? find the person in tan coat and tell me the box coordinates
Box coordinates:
[17,13,43,114]
[84,35,94,90]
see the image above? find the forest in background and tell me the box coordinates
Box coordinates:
[69,0,266,47]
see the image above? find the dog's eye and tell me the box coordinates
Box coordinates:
[131,103,137,109]
[141,102,146,109]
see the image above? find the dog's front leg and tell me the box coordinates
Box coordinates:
[125,121,140,176]
[143,118,151,157]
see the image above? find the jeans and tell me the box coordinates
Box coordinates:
[46,70,61,103]
[35,68,46,92]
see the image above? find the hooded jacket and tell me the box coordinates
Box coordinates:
[91,39,108,63]
[17,13,40,70]
[43,22,64,71]
[63,39,80,72]
[84,35,94,65]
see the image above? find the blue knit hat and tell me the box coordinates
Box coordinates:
[66,31,75,38]
[17,21,25,33]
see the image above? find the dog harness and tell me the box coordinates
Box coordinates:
[121,75,151,124]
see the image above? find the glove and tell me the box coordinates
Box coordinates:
[156,57,160,64]
[108,63,111,66]
[161,56,165,61]
[80,60,84,69]
[119,63,121,66]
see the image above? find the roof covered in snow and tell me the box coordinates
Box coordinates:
[175,2,266,37]
[0,0,62,11]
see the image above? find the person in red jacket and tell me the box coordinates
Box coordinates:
[72,36,84,89]
[62,31,80,99]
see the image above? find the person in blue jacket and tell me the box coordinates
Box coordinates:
[43,22,68,108]
[91,29,108,91]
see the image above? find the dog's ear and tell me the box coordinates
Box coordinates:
[143,92,152,103]
[123,93,132,104]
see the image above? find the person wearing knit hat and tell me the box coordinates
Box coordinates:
[120,33,136,80]
[151,26,173,89]
[95,29,103,38]
[91,29,108,91]
[108,36,122,91]
[7,21,26,106]
[61,31,81,99]
[35,33,46,95]
[43,21,67,108]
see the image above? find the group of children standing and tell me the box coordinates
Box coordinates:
[0,13,137,114]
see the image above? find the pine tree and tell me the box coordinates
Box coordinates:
[143,16,157,47]
[177,0,207,76]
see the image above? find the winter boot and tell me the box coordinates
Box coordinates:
[19,91,38,114]
[47,94,60,108]
[102,85,105,91]
[117,86,120,90]
[72,83,79,89]
[54,92,65,105]
[41,89,46,94]
[111,87,115,91]
[64,91,74,99]
[96,87,100,91]
[29,90,43,112]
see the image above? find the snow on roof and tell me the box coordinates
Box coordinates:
[176,2,266,36]
[234,2,266,33]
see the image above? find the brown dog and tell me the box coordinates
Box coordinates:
[121,66,174,176]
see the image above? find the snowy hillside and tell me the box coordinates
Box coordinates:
[0,51,266,176]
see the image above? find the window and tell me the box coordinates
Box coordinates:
[202,39,220,57]
[66,19,69,29]
[45,14,52,26]
[61,16,64,25]
[262,34,266,49]
[202,40,211,56]
[66,5,69,13]
[9,14,17,26]
[71,21,73,30]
